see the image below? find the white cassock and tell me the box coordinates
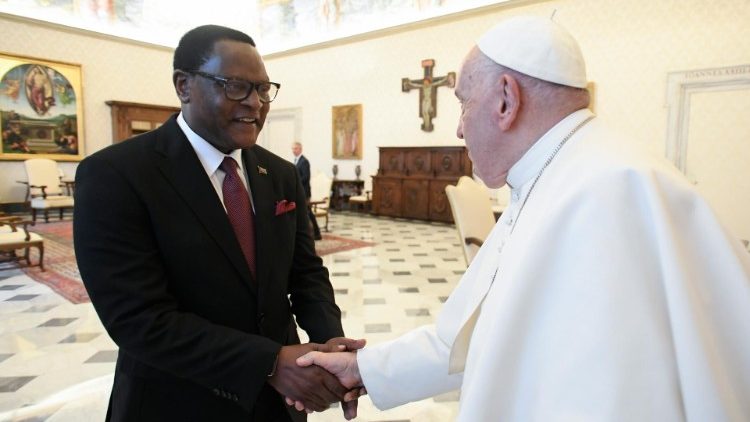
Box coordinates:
[357,109,750,421]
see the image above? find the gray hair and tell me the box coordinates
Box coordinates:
[471,50,590,110]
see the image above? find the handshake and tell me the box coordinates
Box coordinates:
[267,337,367,420]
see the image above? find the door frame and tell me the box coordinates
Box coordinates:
[665,64,750,173]
[258,107,302,158]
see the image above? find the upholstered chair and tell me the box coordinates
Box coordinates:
[0,216,44,271]
[310,172,333,232]
[20,158,74,223]
[445,176,497,266]
[348,176,372,212]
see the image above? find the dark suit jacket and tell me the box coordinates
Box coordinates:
[73,115,343,422]
[294,154,311,199]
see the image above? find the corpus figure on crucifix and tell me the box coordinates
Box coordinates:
[402,59,456,132]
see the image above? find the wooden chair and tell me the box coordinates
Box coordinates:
[348,176,372,212]
[19,158,74,223]
[445,176,497,266]
[0,216,44,271]
[310,172,332,232]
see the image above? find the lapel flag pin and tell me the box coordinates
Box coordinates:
[257,165,267,175]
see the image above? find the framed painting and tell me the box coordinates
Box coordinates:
[332,104,362,159]
[0,53,85,161]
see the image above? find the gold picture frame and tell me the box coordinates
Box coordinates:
[332,104,362,159]
[0,52,85,161]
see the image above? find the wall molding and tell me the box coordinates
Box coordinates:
[665,64,750,172]
[257,107,303,157]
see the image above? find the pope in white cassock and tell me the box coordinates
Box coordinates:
[296,15,750,421]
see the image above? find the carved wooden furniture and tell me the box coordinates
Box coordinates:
[106,101,180,142]
[0,216,44,271]
[372,146,472,222]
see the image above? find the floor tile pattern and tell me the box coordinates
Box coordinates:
[0,212,465,421]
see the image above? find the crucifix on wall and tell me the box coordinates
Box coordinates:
[401,59,456,132]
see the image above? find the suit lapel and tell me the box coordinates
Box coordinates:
[153,118,257,294]
[243,148,275,293]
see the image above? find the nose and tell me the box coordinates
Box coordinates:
[456,120,464,139]
[240,87,262,108]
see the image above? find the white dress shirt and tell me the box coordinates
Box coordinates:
[177,112,254,212]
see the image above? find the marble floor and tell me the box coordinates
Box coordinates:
[0,212,466,421]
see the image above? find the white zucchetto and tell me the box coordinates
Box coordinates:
[477,15,587,88]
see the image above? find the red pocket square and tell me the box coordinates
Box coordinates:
[275,200,296,216]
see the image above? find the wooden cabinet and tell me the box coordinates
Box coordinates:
[374,177,402,216]
[402,179,430,219]
[372,146,471,223]
[106,101,180,143]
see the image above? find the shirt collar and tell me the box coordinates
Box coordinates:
[506,108,594,189]
[177,112,245,176]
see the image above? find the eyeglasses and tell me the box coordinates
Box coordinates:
[187,70,280,103]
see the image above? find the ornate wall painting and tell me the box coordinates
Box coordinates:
[332,104,362,160]
[0,53,85,161]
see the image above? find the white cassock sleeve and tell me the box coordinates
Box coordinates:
[357,324,463,410]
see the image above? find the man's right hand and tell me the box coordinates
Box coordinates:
[267,343,348,412]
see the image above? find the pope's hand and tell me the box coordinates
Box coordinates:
[297,350,363,391]
[298,337,367,420]
[288,348,366,420]
[267,343,347,412]
[281,339,366,419]
[321,337,366,420]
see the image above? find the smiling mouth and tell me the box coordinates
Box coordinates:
[234,117,258,125]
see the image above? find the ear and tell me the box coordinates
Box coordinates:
[497,74,521,131]
[173,70,191,103]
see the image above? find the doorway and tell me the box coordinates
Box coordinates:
[257,108,301,161]
[666,65,750,243]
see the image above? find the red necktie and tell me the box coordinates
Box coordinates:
[220,157,256,278]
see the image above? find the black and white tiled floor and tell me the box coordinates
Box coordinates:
[0,212,465,421]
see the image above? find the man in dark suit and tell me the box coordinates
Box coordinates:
[292,142,322,240]
[74,25,362,422]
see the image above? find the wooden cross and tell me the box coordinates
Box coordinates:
[401,59,456,132]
